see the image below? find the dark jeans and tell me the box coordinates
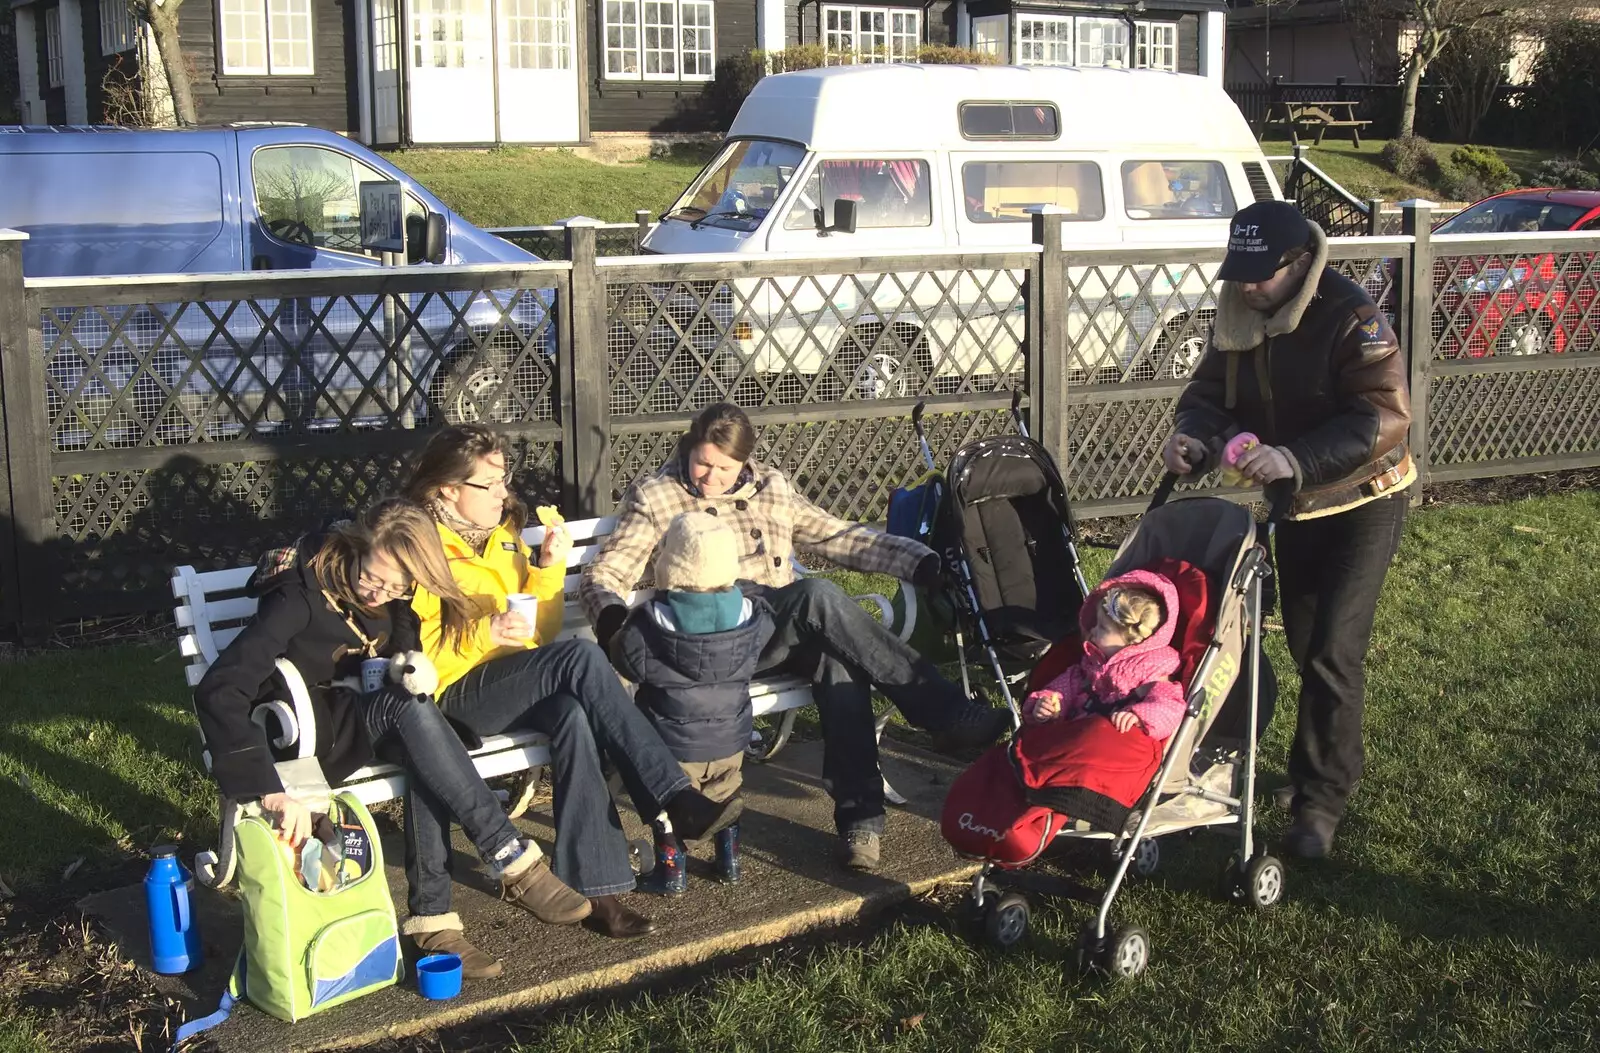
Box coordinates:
[1272,492,1408,822]
[362,686,524,918]
[436,638,691,898]
[748,577,973,836]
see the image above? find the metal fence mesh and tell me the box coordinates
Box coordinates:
[604,266,1029,416]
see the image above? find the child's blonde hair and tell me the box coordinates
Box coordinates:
[1102,585,1163,644]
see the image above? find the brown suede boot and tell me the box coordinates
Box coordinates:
[500,851,592,925]
[403,914,502,980]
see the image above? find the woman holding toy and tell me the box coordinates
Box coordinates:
[1160,200,1413,861]
[403,424,743,943]
[194,498,589,983]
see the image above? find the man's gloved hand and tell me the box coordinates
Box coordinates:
[594,604,629,656]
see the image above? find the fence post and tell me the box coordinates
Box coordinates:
[0,231,54,640]
[1400,200,1435,491]
[562,220,614,519]
[633,209,652,253]
[1028,211,1068,466]
[1366,197,1385,237]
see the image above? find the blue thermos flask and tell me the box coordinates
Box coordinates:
[145,846,203,974]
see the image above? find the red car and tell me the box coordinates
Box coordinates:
[1430,189,1600,358]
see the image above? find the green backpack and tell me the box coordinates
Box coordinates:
[174,791,401,1044]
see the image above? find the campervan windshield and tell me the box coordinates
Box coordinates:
[663,139,805,232]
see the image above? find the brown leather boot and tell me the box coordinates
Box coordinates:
[500,852,592,925]
[403,914,501,980]
[583,894,657,939]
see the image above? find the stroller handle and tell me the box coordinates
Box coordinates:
[1148,472,1296,524]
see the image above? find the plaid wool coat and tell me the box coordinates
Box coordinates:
[580,455,934,623]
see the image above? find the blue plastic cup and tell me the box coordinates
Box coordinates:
[416,953,463,1000]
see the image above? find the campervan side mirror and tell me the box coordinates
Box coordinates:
[832,198,857,235]
[408,212,447,264]
[813,198,858,237]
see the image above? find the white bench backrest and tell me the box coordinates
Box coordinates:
[172,517,620,688]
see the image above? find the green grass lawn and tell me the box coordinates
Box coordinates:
[380,146,719,227]
[3,491,1599,1049]
[378,137,1559,232]
[1263,138,1560,205]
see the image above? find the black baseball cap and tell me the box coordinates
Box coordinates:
[1218,201,1312,283]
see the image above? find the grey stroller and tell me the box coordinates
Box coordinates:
[945,475,1287,978]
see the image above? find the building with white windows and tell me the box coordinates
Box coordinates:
[7,0,1226,143]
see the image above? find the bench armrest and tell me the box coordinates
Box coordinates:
[272,658,318,760]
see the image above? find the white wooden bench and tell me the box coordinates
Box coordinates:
[172,515,919,888]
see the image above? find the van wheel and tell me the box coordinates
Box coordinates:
[831,323,930,400]
[1155,311,1215,379]
[430,334,548,424]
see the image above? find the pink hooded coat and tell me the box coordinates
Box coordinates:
[1031,568,1187,742]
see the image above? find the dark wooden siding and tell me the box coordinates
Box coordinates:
[0,15,19,121]
[926,0,955,45]
[588,0,757,133]
[180,0,354,133]
[37,3,67,123]
[1174,11,1198,75]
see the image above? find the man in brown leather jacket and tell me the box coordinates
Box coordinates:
[1162,200,1414,859]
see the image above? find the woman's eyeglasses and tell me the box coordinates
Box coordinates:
[461,471,513,493]
[357,574,413,599]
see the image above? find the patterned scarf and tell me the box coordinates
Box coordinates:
[430,498,497,556]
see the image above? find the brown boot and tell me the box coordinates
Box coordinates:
[500,851,592,925]
[583,894,657,939]
[403,914,502,980]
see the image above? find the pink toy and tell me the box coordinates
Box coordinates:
[1220,432,1260,487]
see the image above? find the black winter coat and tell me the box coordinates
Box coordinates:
[611,597,776,763]
[193,535,419,799]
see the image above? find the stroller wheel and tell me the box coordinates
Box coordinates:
[1243,854,1285,909]
[983,892,1031,950]
[1077,923,1150,979]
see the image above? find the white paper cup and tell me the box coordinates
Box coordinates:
[361,657,388,695]
[505,594,539,640]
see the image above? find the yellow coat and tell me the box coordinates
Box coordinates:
[411,520,566,691]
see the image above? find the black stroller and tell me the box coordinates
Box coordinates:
[897,396,1091,723]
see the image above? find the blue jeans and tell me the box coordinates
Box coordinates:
[436,639,692,898]
[362,686,524,918]
[749,577,971,836]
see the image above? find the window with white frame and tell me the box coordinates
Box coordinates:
[1135,21,1176,71]
[971,14,1007,61]
[102,0,137,56]
[1075,17,1126,67]
[45,7,64,87]
[822,5,920,62]
[503,0,571,70]
[220,0,314,75]
[604,0,713,80]
[1015,14,1071,66]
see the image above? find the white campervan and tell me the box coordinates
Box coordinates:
[641,64,1282,392]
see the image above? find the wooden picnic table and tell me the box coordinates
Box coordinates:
[1258,99,1372,149]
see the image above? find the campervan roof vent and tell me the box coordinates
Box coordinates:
[1242,161,1277,203]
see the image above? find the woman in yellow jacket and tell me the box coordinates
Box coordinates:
[405,424,742,940]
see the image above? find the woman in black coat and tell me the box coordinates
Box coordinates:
[194,498,590,980]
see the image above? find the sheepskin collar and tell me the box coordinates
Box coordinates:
[1212,222,1330,352]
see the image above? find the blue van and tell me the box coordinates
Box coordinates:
[0,124,551,439]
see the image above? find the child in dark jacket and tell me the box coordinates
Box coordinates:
[612,511,775,893]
